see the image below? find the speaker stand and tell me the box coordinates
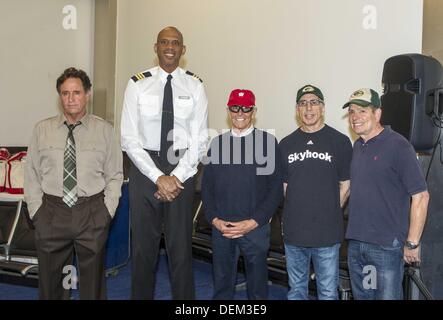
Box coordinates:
[403,263,434,300]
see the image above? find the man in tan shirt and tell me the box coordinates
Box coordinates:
[24,67,123,300]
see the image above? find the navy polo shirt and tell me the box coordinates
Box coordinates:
[345,126,427,247]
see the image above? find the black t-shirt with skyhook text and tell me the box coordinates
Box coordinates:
[279,125,352,247]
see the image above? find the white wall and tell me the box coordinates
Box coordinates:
[0,0,423,146]
[114,0,423,141]
[0,0,94,146]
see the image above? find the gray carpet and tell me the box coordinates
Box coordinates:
[0,253,288,300]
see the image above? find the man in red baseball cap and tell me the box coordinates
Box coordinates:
[226,89,256,134]
[201,89,283,300]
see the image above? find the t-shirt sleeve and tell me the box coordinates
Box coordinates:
[337,135,353,181]
[396,140,427,195]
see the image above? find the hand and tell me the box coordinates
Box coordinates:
[154,191,168,202]
[219,219,259,239]
[404,246,421,265]
[212,218,234,234]
[155,175,184,202]
[212,218,242,237]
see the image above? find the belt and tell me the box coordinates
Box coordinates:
[43,191,104,205]
[144,149,187,158]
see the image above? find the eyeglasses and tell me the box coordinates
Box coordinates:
[158,39,182,47]
[228,105,255,113]
[297,99,324,107]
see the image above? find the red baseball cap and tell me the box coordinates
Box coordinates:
[227,89,256,107]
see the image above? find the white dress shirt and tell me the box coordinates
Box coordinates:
[121,66,209,184]
[231,126,254,138]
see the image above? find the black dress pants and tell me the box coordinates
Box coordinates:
[34,192,110,300]
[129,157,195,300]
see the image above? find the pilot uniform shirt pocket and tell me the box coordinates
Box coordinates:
[139,94,160,117]
[174,96,194,119]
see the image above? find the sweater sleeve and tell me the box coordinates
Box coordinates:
[201,146,217,224]
[253,135,283,226]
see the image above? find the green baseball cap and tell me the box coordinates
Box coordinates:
[296,84,324,103]
[342,88,381,109]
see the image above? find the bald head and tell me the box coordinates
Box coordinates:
[155,26,186,73]
[157,26,183,44]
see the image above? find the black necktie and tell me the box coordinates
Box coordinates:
[160,74,174,166]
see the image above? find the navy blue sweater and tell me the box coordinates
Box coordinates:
[201,129,283,226]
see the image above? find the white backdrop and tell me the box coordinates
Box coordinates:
[0,0,94,146]
[115,0,423,141]
[0,0,423,145]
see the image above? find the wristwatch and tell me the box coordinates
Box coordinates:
[405,240,420,250]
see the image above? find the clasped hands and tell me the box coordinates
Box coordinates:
[154,175,184,202]
[212,218,258,239]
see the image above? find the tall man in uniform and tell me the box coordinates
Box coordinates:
[121,26,208,299]
[279,85,352,300]
[25,67,123,299]
[344,88,429,299]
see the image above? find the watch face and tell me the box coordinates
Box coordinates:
[406,241,419,249]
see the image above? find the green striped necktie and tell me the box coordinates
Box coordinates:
[63,121,81,207]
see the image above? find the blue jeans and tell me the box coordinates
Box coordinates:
[347,240,404,300]
[285,243,340,300]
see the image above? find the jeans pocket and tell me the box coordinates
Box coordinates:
[380,238,402,251]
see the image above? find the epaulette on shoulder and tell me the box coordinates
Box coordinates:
[185,70,203,83]
[131,71,152,82]
[90,114,105,122]
[90,114,113,128]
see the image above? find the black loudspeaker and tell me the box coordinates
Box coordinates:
[381,54,443,153]
[419,150,443,299]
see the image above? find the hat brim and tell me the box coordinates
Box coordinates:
[342,99,373,109]
[297,93,323,103]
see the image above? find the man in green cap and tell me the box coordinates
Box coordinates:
[344,88,429,300]
[279,84,352,299]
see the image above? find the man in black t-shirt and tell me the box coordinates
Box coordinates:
[279,85,352,300]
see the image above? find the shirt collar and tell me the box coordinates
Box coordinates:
[231,126,254,138]
[57,113,90,129]
[357,125,390,144]
[158,66,181,84]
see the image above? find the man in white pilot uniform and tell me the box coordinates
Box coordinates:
[121,26,208,300]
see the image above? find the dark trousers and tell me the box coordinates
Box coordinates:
[34,192,110,300]
[129,158,195,300]
[211,224,270,300]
